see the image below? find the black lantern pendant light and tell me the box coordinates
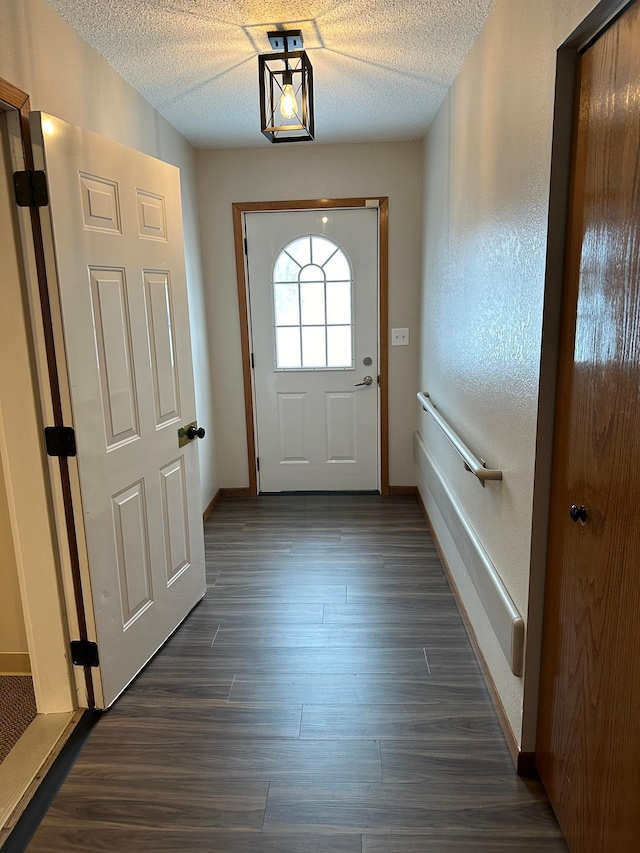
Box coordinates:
[259,30,314,143]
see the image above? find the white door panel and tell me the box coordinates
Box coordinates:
[246,208,378,492]
[32,113,206,707]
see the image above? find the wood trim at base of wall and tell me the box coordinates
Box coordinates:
[202,490,221,522]
[416,489,528,775]
[0,653,31,675]
[203,487,254,522]
[388,486,418,496]
[206,488,416,504]
[219,488,253,499]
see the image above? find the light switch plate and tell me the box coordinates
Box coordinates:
[392,328,409,346]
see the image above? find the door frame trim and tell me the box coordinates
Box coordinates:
[523,0,637,755]
[0,78,92,710]
[232,197,389,496]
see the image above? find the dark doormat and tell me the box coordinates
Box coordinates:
[0,676,37,763]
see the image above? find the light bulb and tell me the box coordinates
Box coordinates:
[279,83,298,120]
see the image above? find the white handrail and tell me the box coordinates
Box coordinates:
[417,392,502,484]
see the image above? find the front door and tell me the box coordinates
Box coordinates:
[246,208,379,492]
[536,3,640,849]
[33,113,206,707]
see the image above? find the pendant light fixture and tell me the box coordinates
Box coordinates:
[258,30,315,143]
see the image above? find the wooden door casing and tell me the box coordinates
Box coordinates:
[537,2,640,850]
[246,208,380,493]
[232,198,390,497]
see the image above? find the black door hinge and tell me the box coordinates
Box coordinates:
[13,170,49,208]
[257,457,260,471]
[244,237,248,255]
[70,640,99,668]
[44,425,76,457]
[251,352,255,369]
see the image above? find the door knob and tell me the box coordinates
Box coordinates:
[354,376,373,387]
[569,504,587,523]
[186,425,206,440]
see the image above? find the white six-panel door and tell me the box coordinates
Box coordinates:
[246,208,379,492]
[33,113,206,707]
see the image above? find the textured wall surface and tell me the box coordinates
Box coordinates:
[196,141,423,489]
[0,0,219,511]
[419,0,599,747]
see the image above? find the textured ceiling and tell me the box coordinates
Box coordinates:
[45,0,495,148]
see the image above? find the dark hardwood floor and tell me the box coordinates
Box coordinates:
[27,495,566,852]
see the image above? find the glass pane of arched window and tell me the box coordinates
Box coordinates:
[323,251,350,282]
[302,327,326,366]
[327,326,351,366]
[301,281,325,325]
[286,236,311,267]
[311,236,338,267]
[274,282,299,326]
[273,252,299,282]
[273,235,353,369]
[299,263,324,282]
[276,327,301,367]
[326,281,351,325]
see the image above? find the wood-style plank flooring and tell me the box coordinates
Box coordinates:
[27,496,566,852]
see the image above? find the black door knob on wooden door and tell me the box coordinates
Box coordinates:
[186,425,206,440]
[569,504,587,523]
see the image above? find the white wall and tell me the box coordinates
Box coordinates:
[0,0,218,510]
[0,454,28,660]
[419,0,599,748]
[196,141,423,489]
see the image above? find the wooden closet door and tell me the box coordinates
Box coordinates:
[536,3,640,850]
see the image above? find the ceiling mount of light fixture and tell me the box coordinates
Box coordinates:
[258,28,315,144]
[267,30,303,52]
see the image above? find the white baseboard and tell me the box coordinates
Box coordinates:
[413,431,524,676]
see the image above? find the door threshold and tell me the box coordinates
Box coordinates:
[0,710,84,848]
[259,490,381,496]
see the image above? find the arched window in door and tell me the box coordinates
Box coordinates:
[272,235,353,369]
